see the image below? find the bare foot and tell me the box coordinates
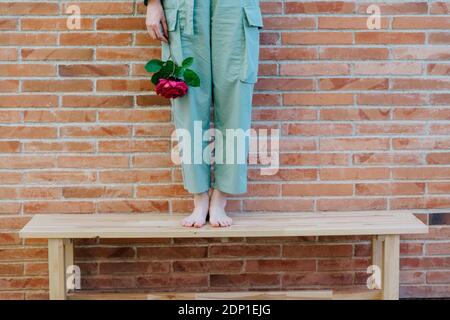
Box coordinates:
[182,191,209,228]
[209,189,232,227]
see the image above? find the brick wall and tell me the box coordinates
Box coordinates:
[0,0,449,299]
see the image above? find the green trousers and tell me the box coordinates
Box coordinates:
[162,0,263,194]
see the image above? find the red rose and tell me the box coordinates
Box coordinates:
[155,78,189,99]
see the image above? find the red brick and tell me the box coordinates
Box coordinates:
[21,48,93,61]
[99,170,171,183]
[62,2,133,14]
[280,153,348,166]
[174,260,243,273]
[99,261,169,274]
[0,141,20,153]
[136,185,190,197]
[60,126,130,138]
[21,18,93,31]
[96,18,145,30]
[282,183,352,196]
[22,80,93,92]
[356,183,425,196]
[57,156,129,168]
[210,274,280,288]
[0,263,23,275]
[24,172,90,187]
[426,243,450,255]
[96,48,160,61]
[99,140,169,153]
[356,32,425,44]
[427,271,450,284]
[137,274,208,288]
[6,109,26,124]
[60,33,132,46]
[0,248,47,261]
[137,247,207,259]
[0,48,17,60]
[246,259,315,272]
[0,19,17,30]
[0,95,57,108]
[283,32,352,45]
[0,156,52,170]
[283,272,354,287]
[23,201,94,214]
[97,200,169,213]
[63,186,132,199]
[0,2,58,15]
[353,153,421,165]
[62,95,133,108]
[244,199,314,212]
[59,64,129,77]
[24,142,94,153]
[393,17,450,29]
[210,245,280,258]
[0,277,48,290]
[280,63,349,76]
[320,167,389,180]
[0,33,56,45]
[76,247,135,260]
[286,2,355,14]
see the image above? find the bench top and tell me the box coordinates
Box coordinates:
[20,210,428,239]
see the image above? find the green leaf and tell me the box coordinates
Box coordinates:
[151,71,163,85]
[145,59,163,73]
[174,65,184,78]
[183,69,200,87]
[182,57,194,68]
[160,60,175,78]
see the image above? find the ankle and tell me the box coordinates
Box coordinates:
[193,191,209,207]
[211,189,227,207]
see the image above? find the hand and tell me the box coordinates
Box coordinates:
[146,0,169,43]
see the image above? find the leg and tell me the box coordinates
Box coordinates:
[208,0,262,226]
[163,1,212,227]
[162,0,213,194]
[382,235,400,300]
[209,188,232,227]
[181,191,210,228]
[48,239,66,300]
[64,239,74,292]
[211,0,262,195]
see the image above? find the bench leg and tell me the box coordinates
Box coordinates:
[371,235,384,290]
[48,239,66,300]
[64,239,74,293]
[371,236,384,271]
[382,235,400,300]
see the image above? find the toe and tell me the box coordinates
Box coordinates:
[194,220,204,228]
[210,220,219,227]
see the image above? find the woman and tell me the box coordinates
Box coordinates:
[145,0,263,227]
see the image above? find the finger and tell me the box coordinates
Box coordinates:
[147,25,157,40]
[154,24,168,43]
[161,19,169,42]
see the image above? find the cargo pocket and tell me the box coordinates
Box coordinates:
[240,5,264,84]
[161,8,183,63]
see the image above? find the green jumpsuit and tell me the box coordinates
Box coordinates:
[161,0,263,194]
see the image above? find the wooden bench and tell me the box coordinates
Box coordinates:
[19,210,428,300]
